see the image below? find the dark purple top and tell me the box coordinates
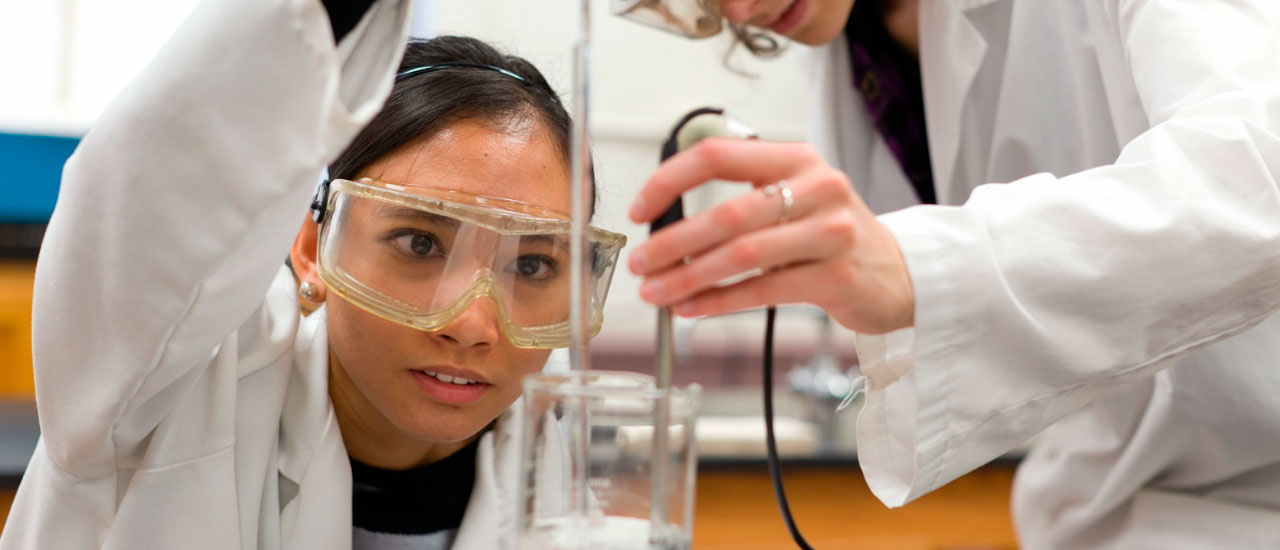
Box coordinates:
[844,0,936,204]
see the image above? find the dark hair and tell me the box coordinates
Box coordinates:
[329,36,592,210]
[727,23,784,59]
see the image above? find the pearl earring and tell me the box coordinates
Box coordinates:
[300,281,317,301]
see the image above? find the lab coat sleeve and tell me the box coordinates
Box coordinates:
[855,1,1280,506]
[30,0,410,478]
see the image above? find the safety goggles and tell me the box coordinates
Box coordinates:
[314,178,626,349]
[612,0,724,38]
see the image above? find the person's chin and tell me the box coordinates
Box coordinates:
[785,20,844,46]
[406,411,494,443]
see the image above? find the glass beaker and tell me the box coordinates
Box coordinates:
[519,370,701,550]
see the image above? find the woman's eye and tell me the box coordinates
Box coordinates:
[389,232,442,258]
[509,255,557,281]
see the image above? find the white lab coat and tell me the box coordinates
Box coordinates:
[808,1,1280,548]
[0,1,525,549]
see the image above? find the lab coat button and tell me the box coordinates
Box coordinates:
[859,71,881,102]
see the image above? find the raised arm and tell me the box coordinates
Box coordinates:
[30,0,410,477]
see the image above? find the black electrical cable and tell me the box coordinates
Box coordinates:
[764,306,816,550]
[655,107,814,548]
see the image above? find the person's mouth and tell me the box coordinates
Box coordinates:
[411,366,492,405]
[767,0,809,35]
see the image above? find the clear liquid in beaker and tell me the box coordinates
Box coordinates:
[523,516,691,550]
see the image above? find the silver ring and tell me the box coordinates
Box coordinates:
[776,180,793,224]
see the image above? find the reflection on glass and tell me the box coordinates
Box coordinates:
[519,371,701,550]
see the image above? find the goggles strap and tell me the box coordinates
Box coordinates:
[395,62,527,83]
[309,177,330,224]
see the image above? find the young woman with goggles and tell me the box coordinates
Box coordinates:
[0,2,621,549]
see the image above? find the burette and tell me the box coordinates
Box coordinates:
[566,0,594,530]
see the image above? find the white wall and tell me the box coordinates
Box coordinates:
[0,1,64,133]
[0,0,440,134]
[437,1,820,349]
[0,0,202,135]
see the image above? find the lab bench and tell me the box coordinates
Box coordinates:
[0,262,35,398]
[695,461,1018,550]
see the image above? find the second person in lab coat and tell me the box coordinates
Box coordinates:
[627,0,1280,547]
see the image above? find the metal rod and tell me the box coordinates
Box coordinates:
[568,0,593,538]
[568,0,592,373]
[650,305,675,543]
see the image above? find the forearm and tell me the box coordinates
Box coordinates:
[857,0,1280,506]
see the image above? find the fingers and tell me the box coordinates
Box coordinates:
[630,181,811,275]
[631,165,856,276]
[628,138,823,223]
[669,261,839,318]
[638,212,855,306]
[626,137,915,334]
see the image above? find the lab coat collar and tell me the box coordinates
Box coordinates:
[276,306,354,550]
[919,0,999,204]
[452,399,523,550]
[277,305,333,487]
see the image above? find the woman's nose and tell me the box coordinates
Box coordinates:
[434,297,503,349]
[719,0,760,23]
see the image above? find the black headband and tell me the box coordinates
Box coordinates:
[395,62,526,83]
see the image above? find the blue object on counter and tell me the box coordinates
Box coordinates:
[0,132,80,223]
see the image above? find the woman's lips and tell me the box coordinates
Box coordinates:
[769,0,809,35]
[419,365,490,384]
[412,368,491,405]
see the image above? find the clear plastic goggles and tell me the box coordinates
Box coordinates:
[611,0,724,39]
[316,178,626,349]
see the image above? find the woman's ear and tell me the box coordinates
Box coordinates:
[290,216,326,310]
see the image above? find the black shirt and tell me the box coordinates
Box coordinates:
[350,438,480,550]
[844,0,936,204]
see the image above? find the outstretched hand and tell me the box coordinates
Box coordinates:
[628,138,915,335]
